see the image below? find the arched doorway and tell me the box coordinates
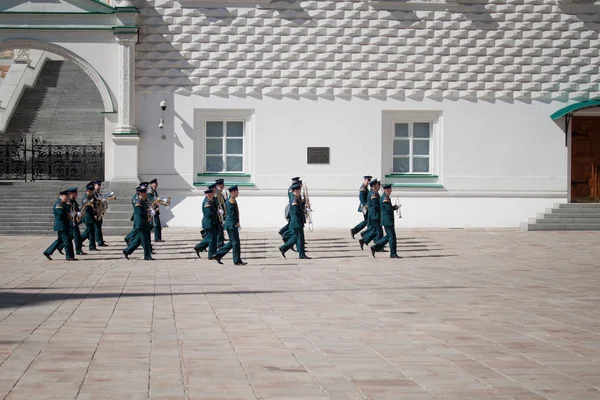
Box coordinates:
[0,45,112,180]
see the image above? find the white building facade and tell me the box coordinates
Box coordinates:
[2,0,600,228]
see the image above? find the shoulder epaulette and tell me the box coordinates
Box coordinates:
[371,195,377,199]
[292,201,298,205]
[383,198,390,203]
[204,203,211,208]
[229,198,236,204]
[55,205,63,209]
[135,203,141,207]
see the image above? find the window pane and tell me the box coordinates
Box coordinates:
[226,121,244,137]
[394,123,408,137]
[206,139,223,155]
[226,156,243,172]
[206,121,223,137]
[393,139,409,156]
[413,139,430,156]
[414,122,430,138]
[393,157,409,173]
[206,156,223,172]
[226,138,243,154]
[413,157,430,173]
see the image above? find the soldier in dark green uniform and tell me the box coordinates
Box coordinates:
[279,183,311,259]
[350,175,372,239]
[371,184,400,258]
[80,183,98,251]
[58,188,86,256]
[215,178,227,247]
[279,177,300,241]
[148,178,163,242]
[122,186,153,260]
[194,187,219,259]
[214,185,247,265]
[93,180,108,247]
[359,179,383,251]
[43,190,76,261]
[124,182,148,245]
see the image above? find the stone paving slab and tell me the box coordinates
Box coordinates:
[0,228,599,400]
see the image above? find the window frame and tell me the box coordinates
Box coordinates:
[195,109,254,176]
[392,121,433,174]
[382,110,442,177]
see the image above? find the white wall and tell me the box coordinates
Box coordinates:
[135,93,568,228]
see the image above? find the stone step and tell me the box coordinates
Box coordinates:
[535,214,600,221]
[0,228,131,236]
[523,223,600,231]
[556,203,600,208]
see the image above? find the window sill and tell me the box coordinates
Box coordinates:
[194,182,255,187]
[197,173,251,178]
[385,174,438,179]
[178,0,271,7]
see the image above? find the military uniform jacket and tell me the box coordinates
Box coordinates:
[224,198,239,230]
[202,197,218,229]
[148,188,160,215]
[133,198,150,230]
[71,199,81,226]
[130,194,138,221]
[357,184,368,212]
[53,199,69,232]
[368,192,381,222]
[380,194,396,227]
[289,195,305,229]
[81,195,96,224]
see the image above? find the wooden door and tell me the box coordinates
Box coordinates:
[571,117,600,202]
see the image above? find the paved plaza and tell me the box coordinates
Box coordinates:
[0,228,599,400]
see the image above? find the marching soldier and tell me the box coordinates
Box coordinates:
[80,183,98,251]
[122,186,153,260]
[215,178,227,247]
[43,189,76,261]
[214,185,247,265]
[125,182,148,245]
[359,179,383,251]
[194,187,219,259]
[371,184,401,258]
[279,177,300,241]
[93,180,108,247]
[350,175,372,239]
[58,188,86,256]
[148,178,163,242]
[279,182,311,259]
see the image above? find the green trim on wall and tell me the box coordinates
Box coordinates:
[194,182,255,187]
[391,183,444,189]
[115,7,139,12]
[0,26,115,30]
[385,174,439,179]
[197,173,252,178]
[0,11,115,15]
[112,131,139,136]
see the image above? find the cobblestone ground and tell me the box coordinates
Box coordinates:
[0,228,599,400]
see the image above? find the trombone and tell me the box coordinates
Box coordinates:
[302,183,314,232]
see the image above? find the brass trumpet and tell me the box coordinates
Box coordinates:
[152,197,171,207]
[394,198,402,219]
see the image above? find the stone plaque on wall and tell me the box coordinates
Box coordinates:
[307,147,330,164]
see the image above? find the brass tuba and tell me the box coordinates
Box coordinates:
[76,200,95,223]
[96,192,116,221]
[301,183,314,232]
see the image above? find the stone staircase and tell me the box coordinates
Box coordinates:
[521,203,600,231]
[0,182,132,236]
[4,59,104,144]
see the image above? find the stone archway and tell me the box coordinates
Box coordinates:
[0,39,115,113]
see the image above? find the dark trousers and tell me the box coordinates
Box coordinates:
[363,223,383,245]
[124,228,152,260]
[217,222,225,246]
[372,226,397,257]
[195,227,218,258]
[125,228,137,243]
[46,230,74,259]
[154,214,162,241]
[278,221,289,236]
[81,223,97,250]
[59,224,83,253]
[351,213,368,235]
[280,227,306,258]
[215,228,241,263]
[95,219,104,244]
